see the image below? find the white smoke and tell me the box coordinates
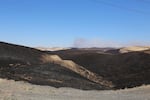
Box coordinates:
[73,38,121,48]
[73,38,150,48]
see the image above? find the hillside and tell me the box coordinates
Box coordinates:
[0,42,113,90]
[120,46,150,53]
[0,42,150,90]
[50,48,150,89]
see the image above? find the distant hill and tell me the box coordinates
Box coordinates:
[36,47,70,51]
[120,46,150,53]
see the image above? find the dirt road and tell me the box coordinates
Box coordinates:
[0,79,150,100]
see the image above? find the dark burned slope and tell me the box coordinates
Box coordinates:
[0,62,104,90]
[0,42,110,90]
[0,42,43,64]
[50,49,150,89]
[1,42,150,90]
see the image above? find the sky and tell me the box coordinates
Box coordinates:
[0,0,150,47]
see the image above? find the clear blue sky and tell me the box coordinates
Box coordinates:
[0,0,150,47]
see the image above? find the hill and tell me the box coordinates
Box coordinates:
[50,48,150,89]
[0,42,113,90]
[0,42,150,89]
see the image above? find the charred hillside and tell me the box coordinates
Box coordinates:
[50,49,150,89]
[0,42,113,90]
[0,42,44,64]
[0,42,150,90]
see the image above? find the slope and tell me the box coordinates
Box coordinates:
[0,42,113,89]
[51,49,150,89]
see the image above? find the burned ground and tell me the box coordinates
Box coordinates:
[0,42,150,90]
[50,49,150,89]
